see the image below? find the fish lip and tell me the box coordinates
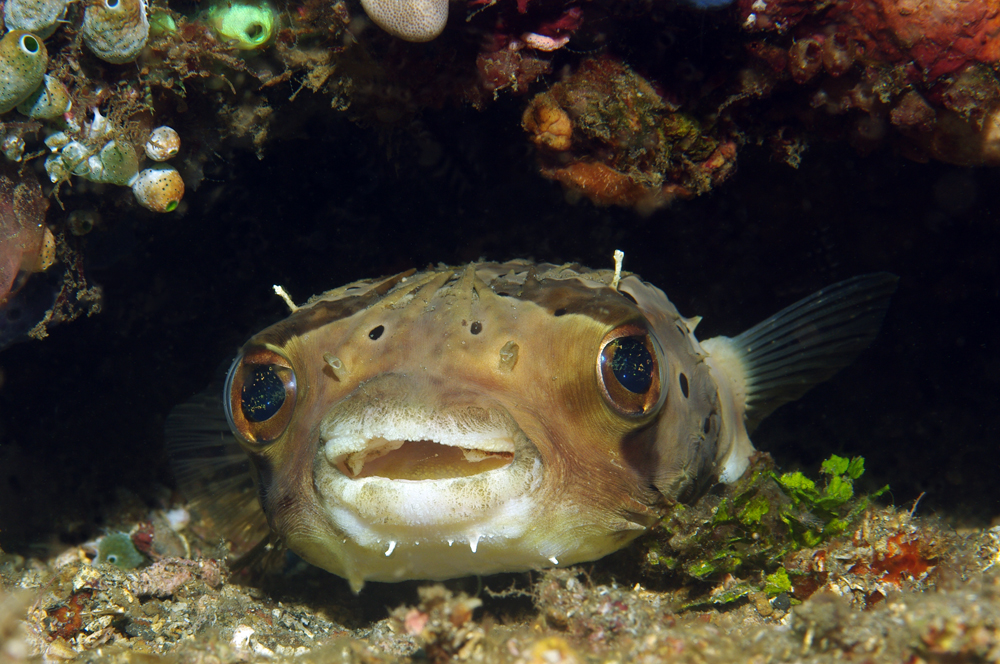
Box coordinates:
[314,374,544,533]
[319,375,534,480]
[321,414,523,480]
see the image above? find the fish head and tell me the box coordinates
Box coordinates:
[223,262,721,590]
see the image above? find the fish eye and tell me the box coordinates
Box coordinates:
[224,347,297,445]
[242,366,285,421]
[596,324,666,417]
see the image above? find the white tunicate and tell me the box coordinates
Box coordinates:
[61,141,90,171]
[144,125,180,161]
[44,131,69,151]
[2,134,24,162]
[4,0,69,37]
[85,154,104,180]
[44,153,67,182]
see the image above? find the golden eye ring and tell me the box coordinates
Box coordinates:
[225,347,297,445]
[596,324,666,417]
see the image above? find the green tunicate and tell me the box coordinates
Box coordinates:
[96,532,144,569]
[3,0,67,38]
[206,1,276,50]
[95,140,140,186]
[148,10,177,37]
[81,0,149,64]
[0,31,48,114]
[17,74,70,120]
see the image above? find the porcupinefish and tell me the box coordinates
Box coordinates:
[170,257,896,592]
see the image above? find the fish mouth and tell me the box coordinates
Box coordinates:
[315,375,544,534]
[329,433,516,480]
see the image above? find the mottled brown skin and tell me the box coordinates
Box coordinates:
[226,261,730,589]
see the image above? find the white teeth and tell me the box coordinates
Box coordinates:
[469,534,481,553]
[447,539,454,546]
[345,438,405,476]
[549,556,559,565]
[385,541,396,557]
[322,406,517,467]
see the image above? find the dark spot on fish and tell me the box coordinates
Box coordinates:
[679,373,689,398]
[676,324,686,336]
[702,417,711,434]
[554,308,567,317]
[470,321,482,335]
[620,291,638,304]
[369,325,384,340]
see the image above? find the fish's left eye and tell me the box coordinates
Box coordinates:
[597,325,666,417]
[225,347,297,445]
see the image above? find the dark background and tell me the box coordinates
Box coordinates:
[1,96,997,555]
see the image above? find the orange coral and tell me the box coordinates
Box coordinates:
[547,162,666,208]
[523,56,739,210]
[523,94,572,151]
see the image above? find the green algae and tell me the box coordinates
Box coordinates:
[644,454,888,607]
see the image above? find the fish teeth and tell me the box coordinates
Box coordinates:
[321,402,518,465]
[344,438,404,476]
[469,534,481,553]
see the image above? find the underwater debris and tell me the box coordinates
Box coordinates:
[391,585,484,661]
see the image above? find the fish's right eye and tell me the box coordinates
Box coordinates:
[596,324,666,418]
[225,348,297,445]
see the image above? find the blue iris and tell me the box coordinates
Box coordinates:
[608,337,654,394]
[242,365,285,422]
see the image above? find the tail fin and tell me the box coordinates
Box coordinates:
[734,273,898,431]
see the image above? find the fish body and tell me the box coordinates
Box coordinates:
[172,259,896,591]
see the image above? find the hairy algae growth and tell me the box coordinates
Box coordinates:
[643,454,888,607]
